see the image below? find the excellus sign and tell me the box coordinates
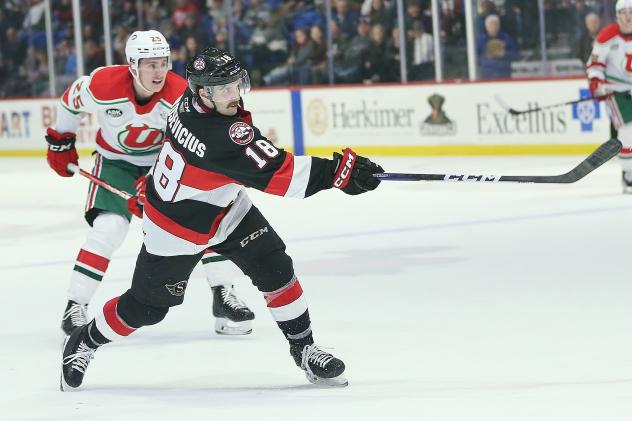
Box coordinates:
[300,79,609,151]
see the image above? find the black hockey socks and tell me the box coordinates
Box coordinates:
[263,276,314,349]
[85,320,111,348]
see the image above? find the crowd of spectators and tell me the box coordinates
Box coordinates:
[0,0,616,98]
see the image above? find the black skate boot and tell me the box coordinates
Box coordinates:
[61,300,87,336]
[60,324,97,391]
[211,285,255,335]
[622,171,632,194]
[290,343,348,387]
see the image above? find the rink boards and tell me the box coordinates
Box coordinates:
[0,78,608,157]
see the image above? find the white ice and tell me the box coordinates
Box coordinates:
[2,155,632,421]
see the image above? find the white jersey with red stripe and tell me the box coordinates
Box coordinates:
[142,90,337,256]
[587,23,632,91]
[52,65,188,166]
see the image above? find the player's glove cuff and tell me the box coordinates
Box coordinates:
[45,127,77,151]
[332,148,384,195]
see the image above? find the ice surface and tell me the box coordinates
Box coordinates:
[2,156,632,421]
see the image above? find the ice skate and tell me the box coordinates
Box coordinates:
[61,300,87,336]
[212,285,255,335]
[60,325,97,391]
[290,343,348,387]
[622,171,632,194]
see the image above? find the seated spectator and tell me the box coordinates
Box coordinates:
[577,11,601,63]
[172,0,199,30]
[84,39,105,73]
[178,35,199,73]
[334,17,371,83]
[3,27,26,74]
[333,0,360,38]
[144,1,168,30]
[243,0,272,29]
[362,23,389,83]
[263,27,314,86]
[215,30,230,51]
[384,26,403,82]
[404,0,431,35]
[476,14,518,80]
[310,25,327,84]
[179,12,209,46]
[239,11,288,85]
[114,1,138,31]
[55,0,74,26]
[282,0,322,34]
[25,46,48,95]
[362,0,394,34]
[408,20,434,81]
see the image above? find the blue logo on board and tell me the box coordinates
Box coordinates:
[572,88,601,132]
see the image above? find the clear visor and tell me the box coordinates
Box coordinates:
[203,70,251,103]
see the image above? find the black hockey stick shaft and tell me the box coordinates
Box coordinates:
[506,94,612,116]
[373,138,621,184]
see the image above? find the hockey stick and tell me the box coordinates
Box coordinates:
[67,163,133,200]
[494,93,612,116]
[373,138,621,184]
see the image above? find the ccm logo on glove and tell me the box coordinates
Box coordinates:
[333,149,356,188]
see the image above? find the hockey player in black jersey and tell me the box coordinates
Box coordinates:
[61,47,384,390]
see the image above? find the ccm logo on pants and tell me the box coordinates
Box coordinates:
[240,227,269,247]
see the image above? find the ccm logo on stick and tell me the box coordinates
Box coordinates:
[240,227,269,247]
[334,153,355,188]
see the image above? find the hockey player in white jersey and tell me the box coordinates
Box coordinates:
[587,0,632,192]
[45,30,254,336]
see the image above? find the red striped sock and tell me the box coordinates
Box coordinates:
[73,249,110,282]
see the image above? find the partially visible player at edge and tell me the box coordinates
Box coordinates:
[60,47,384,390]
[587,0,632,193]
[45,30,254,336]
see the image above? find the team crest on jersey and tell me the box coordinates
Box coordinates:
[228,121,254,145]
[165,280,188,297]
[117,123,164,155]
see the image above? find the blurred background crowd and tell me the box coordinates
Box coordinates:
[0,0,616,97]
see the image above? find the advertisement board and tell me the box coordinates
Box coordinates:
[0,79,610,156]
[300,79,609,154]
[0,89,294,155]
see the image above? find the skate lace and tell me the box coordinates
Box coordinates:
[63,341,95,374]
[220,287,248,310]
[63,303,87,326]
[301,344,334,371]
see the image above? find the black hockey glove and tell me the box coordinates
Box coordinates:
[332,148,384,195]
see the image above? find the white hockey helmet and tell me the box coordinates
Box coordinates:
[617,0,632,12]
[125,30,172,73]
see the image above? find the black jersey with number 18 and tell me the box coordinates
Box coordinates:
[142,89,336,257]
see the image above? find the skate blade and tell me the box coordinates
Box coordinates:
[305,373,349,388]
[623,185,632,194]
[60,372,76,392]
[214,318,253,335]
[60,336,75,392]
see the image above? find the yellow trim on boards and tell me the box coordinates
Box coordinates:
[305,144,602,157]
[0,144,601,158]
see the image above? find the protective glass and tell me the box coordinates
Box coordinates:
[203,70,251,103]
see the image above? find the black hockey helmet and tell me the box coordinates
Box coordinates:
[186,47,250,101]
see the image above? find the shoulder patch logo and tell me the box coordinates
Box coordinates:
[228,121,254,145]
[165,280,188,297]
[106,108,123,118]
